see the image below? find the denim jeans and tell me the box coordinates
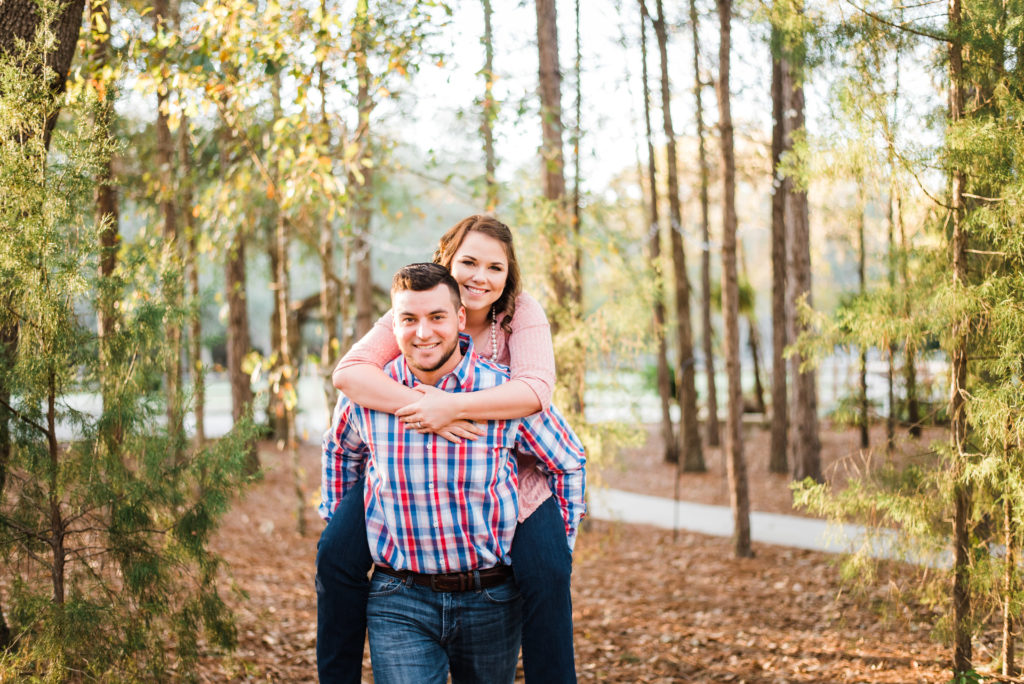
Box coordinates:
[316,484,576,683]
[315,478,373,684]
[510,496,577,683]
[366,571,522,684]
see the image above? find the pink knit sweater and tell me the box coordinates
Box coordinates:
[335,291,556,521]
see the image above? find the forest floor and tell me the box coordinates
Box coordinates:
[196,421,957,683]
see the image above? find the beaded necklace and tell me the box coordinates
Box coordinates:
[487,306,498,360]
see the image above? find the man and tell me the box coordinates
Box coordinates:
[320,263,586,684]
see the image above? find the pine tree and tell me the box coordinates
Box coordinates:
[0,8,254,677]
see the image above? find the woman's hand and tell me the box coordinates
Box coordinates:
[396,385,461,430]
[397,386,486,444]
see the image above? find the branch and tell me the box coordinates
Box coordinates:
[0,396,50,437]
[843,0,946,41]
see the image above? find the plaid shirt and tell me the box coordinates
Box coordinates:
[320,334,586,574]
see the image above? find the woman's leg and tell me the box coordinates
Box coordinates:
[509,496,577,683]
[316,477,373,684]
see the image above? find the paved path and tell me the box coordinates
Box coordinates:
[588,488,947,566]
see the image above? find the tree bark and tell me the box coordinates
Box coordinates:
[481,0,498,210]
[536,0,585,414]
[153,0,183,452]
[181,115,204,445]
[948,0,972,671]
[652,0,704,470]
[717,0,751,558]
[90,0,121,450]
[0,0,86,147]
[769,30,788,475]
[639,2,676,464]
[317,0,339,422]
[858,196,868,449]
[1002,488,1017,677]
[784,50,821,483]
[352,0,375,341]
[691,0,719,447]
[225,217,256,474]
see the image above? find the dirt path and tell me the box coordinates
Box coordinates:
[197,428,951,682]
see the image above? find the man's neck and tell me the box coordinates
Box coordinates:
[411,347,464,386]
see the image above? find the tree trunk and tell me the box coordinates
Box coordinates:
[571,0,582,292]
[691,0,719,447]
[769,30,788,474]
[739,243,766,414]
[784,50,821,483]
[716,0,751,558]
[639,2,676,464]
[225,218,256,474]
[481,0,498,210]
[1002,488,1017,677]
[948,0,972,670]
[0,0,86,147]
[153,0,183,452]
[352,0,375,341]
[90,0,121,449]
[858,197,868,449]
[536,0,585,414]
[181,115,204,445]
[652,0,704,471]
[317,0,339,422]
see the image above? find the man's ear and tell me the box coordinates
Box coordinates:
[457,305,466,331]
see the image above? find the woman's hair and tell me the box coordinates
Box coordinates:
[433,215,521,335]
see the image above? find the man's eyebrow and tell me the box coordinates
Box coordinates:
[395,308,449,317]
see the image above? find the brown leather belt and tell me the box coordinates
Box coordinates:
[373,564,513,592]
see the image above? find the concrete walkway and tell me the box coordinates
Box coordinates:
[588,488,946,566]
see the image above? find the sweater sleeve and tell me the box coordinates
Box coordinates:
[335,309,399,371]
[507,292,556,410]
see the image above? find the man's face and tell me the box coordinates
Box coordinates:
[392,284,466,378]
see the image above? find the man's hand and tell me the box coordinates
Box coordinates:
[397,385,486,443]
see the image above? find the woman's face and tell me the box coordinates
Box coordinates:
[449,231,509,315]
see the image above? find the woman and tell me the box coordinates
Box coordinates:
[316,215,577,684]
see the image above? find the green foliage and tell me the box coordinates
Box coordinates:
[0,7,256,680]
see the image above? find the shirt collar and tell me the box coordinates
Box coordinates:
[394,332,476,390]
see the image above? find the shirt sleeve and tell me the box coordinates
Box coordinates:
[334,308,399,371]
[507,292,556,410]
[515,405,586,552]
[320,396,370,522]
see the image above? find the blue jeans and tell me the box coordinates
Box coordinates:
[510,496,577,683]
[315,485,576,683]
[315,479,373,684]
[366,571,522,684]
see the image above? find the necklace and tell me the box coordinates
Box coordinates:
[488,306,498,360]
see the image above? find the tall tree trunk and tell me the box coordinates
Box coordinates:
[769,28,788,474]
[317,0,338,422]
[717,0,751,558]
[948,0,972,671]
[571,0,582,279]
[536,0,585,414]
[91,0,120,444]
[739,243,766,414]
[640,2,676,464]
[225,198,256,473]
[181,115,204,445]
[858,194,868,449]
[351,0,375,341]
[153,0,183,453]
[481,0,498,210]
[784,45,821,483]
[691,0,719,447]
[651,0,704,471]
[1002,470,1017,678]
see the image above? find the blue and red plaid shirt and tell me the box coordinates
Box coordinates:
[320,333,586,574]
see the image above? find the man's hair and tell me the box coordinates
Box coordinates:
[391,263,462,310]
